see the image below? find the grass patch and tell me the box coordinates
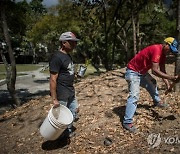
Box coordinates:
[16,64,41,72]
[0,73,6,80]
[0,64,41,72]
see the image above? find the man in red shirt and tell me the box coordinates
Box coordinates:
[123,37,179,132]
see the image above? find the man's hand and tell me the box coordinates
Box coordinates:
[53,99,60,108]
[170,75,180,82]
[165,74,180,95]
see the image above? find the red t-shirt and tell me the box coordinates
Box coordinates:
[127,44,166,74]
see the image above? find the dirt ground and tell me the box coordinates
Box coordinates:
[0,64,179,154]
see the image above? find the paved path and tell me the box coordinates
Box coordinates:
[0,67,50,109]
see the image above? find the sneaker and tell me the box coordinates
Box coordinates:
[123,123,137,133]
[155,101,169,108]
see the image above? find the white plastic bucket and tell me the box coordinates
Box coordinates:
[40,104,73,140]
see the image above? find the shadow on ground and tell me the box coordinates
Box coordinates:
[0,88,50,115]
[41,131,71,151]
[113,105,126,123]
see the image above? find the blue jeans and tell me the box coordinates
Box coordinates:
[123,68,161,124]
[59,96,78,131]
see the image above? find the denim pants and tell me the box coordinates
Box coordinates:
[59,96,78,131]
[123,68,161,124]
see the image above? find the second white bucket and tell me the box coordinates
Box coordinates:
[40,104,73,141]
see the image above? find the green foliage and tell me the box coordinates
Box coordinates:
[1,0,177,69]
[139,1,176,46]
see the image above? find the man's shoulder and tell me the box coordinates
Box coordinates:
[49,51,62,64]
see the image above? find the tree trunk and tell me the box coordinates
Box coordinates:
[111,20,117,68]
[136,14,141,52]
[175,0,180,92]
[0,1,20,106]
[132,0,137,56]
[102,0,110,71]
[132,12,137,56]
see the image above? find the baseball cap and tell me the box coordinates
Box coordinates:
[164,37,178,53]
[59,32,79,41]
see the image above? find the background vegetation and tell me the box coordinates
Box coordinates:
[0,0,178,69]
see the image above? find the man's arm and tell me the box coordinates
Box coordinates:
[159,63,170,89]
[50,71,59,107]
[151,62,178,81]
